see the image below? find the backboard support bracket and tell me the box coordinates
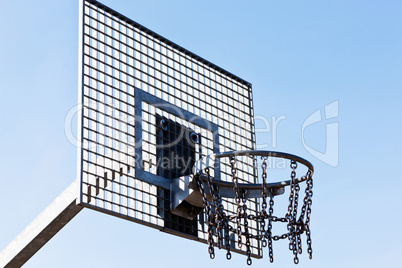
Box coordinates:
[170,175,204,220]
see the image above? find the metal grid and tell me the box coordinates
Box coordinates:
[78,0,259,257]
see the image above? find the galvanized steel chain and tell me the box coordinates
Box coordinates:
[305,170,314,259]
[288,160,300,264]
[268,188,274,263]
[260,156,268,247]
[207,167,231,256]
[241,189,252,266]
[230,156,243,249]
[231,155,252,265]
[195,168,215,259]
[194,153,314,266]
[224,219,231,260]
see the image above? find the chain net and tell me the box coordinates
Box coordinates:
[194,156,314,265]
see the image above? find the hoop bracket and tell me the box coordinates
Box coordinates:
[189,174,286,198]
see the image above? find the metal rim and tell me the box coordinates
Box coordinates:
[216,150,314,172]
[196,174,310,190]
[193,150,314,190]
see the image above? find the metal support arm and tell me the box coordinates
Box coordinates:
[0,180,83,268]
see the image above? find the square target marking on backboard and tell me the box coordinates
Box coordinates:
[78,0,259,257]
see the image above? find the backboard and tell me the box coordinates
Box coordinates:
[78,0,260,258]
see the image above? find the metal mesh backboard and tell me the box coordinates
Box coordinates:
[78,0,259,257]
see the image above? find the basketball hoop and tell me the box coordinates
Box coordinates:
[193,150,314,265]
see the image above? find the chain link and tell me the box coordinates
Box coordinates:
[224,220,231,260]
[230,156,243,249]
[242,191,252,266]
[268,188,274,262]
[260,156,268,248]
[195,171,215,259]
[305,170,314,259]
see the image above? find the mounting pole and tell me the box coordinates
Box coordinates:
[0,180,83,268]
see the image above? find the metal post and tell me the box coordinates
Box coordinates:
[0,180,82,268]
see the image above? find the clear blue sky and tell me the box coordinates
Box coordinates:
[1,0,401,267]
